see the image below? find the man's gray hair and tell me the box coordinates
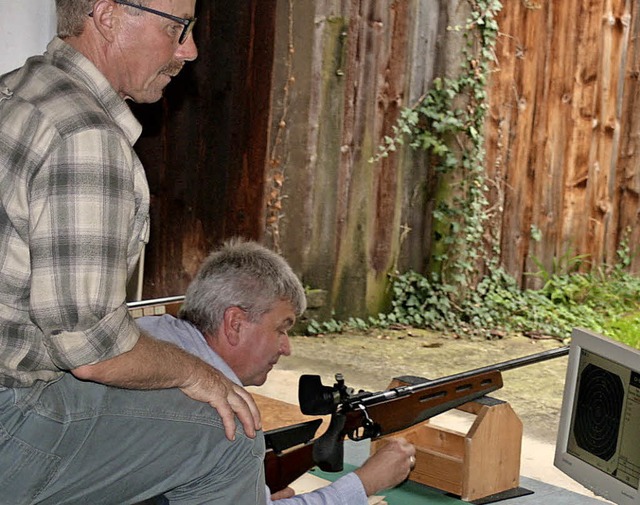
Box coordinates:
[56,0,150,38]
[179,239,307,335]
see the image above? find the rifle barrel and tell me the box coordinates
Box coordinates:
[483,345,570,373]
[354,345,570,408]
[126,295,185,309]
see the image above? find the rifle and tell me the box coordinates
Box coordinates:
[264,345,570,492]
[127,295,185,318]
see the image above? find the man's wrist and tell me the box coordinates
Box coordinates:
[353,467,377,496]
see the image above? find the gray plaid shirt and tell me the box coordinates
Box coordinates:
[0,38,150,388]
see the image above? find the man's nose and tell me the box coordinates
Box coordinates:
[177,33,198,62]
[280,334,291,356]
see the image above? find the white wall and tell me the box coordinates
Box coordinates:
[0,0,57,74]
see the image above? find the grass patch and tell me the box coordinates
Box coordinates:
[602,312,640,349]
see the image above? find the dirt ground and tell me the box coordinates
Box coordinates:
[250,327,605,498]
[278,328,567,442]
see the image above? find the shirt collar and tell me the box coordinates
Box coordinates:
[45,37,143,145]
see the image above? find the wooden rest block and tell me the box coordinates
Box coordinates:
[371,390,522,502]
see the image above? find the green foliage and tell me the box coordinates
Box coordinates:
[306,263,640,347]
[527,248,591,286]
[307,315,369,335]
[603,314,640,349]
[305,231,640,345]
[307,316,346,335]
[368,246,640,344]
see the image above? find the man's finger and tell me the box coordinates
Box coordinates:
[233,385,262,430]
[270,487,295,500]
[226,390,258,439]
[208,399,238,441]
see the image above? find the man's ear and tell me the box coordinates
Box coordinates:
[222,306,246,346]
[90,0,118,42]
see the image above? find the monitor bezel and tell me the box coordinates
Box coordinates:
[554,327,640,505]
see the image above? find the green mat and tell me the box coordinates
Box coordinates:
[310,464,463,504]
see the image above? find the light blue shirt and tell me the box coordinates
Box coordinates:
[137,315,368,505]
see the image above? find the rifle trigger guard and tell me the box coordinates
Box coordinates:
[349,404,381,441]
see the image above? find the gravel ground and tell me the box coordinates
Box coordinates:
[279,328,568,443]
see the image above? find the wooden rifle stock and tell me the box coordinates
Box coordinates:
[263,419,321,492]
[264,369,502,491]
[264,345,569,492]
[264,441,316,493]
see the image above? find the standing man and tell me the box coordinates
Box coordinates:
[0,1,263,503]
[137,239,417,504]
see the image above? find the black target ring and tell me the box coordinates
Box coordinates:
[572,363,624,461]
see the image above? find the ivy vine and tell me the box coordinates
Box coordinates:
[371,0,503,291]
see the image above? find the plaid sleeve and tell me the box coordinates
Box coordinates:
[28,127,140,369]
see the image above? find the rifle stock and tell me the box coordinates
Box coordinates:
[264,441,316,493]
[263,419,321,492]
[264,345,569,492]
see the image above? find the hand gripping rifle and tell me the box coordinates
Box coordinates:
[264,345,569,492]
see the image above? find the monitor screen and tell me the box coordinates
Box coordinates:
[555,328,640,504]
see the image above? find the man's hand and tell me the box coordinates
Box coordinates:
[270,487,295,500]
[354,437,416,496]
[72,332,261,441]
[179,367,262,440]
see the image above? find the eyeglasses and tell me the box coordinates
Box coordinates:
[113,0,197,44]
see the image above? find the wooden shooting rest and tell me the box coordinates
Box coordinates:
[371,377,524,503]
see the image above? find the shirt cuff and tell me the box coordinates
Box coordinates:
[266,471,368,505]
[46,304,140,369]
[330,472,368,504]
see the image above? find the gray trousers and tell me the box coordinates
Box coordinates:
[0,374,266,504]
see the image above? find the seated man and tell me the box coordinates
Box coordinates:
[137,239,416,504]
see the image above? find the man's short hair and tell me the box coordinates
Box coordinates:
[56,0,151,38]
[178,239,307,335]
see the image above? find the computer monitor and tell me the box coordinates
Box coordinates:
[554,328,640,504]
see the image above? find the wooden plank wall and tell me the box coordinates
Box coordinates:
[485,0,640,287]
[133,0,277,297]
[268,1,466,317]
[133,0,640,318]
[272,0,640,313]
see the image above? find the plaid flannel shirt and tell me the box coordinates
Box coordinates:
[0,38,150,388]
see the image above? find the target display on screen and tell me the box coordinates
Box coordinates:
[571,363,623,462]
[555,329,640,505]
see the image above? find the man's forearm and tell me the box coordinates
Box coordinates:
[71,331,261,440]
[71,331,202,389]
